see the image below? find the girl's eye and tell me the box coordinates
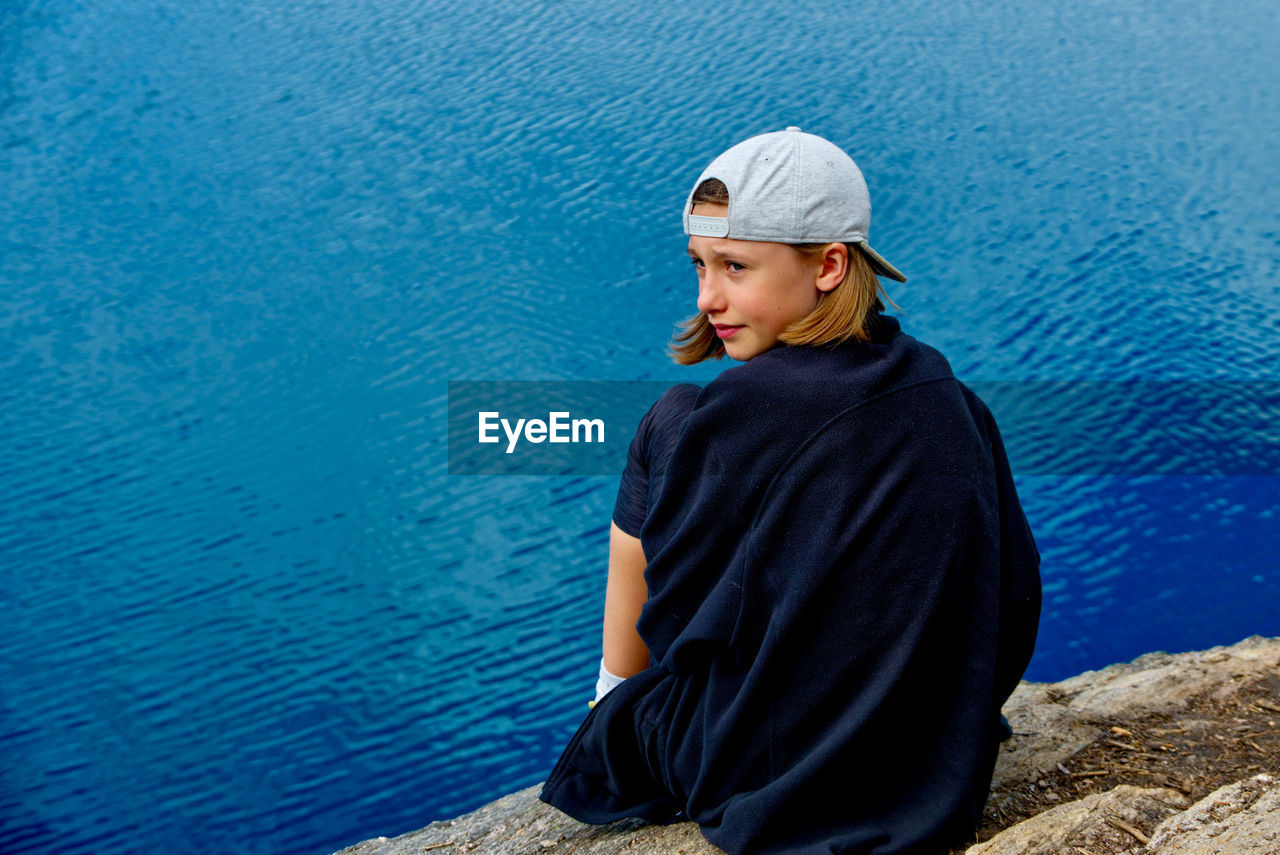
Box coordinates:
[690,258,705,270]
[727,262,745,272]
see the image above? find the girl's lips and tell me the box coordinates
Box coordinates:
[714,325,743,339]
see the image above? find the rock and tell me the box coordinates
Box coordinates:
[333,786,721,855]
[965,774,1280,855]
[964,785,1189,854]
[991,634,1280,791]
[1143,773,1279,854]
[334,635,1280,855]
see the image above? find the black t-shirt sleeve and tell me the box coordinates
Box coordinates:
[612,383,701,537]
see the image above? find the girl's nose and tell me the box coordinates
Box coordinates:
[697,274,727,315]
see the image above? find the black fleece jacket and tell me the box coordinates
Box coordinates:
[542,313,1042,855]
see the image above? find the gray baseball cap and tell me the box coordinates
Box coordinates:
[683,126,907,283]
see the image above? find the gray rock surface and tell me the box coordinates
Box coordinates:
[992,634,1280,791]
[965,785,1189,854]
[972,773,1280,855]
[336,786,722,855]
[1144,774,1279,855]
[334,635,1280,855]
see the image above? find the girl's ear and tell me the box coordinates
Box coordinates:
[815,243,848,293]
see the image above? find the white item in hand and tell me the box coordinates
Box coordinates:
[594,658,627,703]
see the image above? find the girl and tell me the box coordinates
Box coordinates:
[541,127,1042,855]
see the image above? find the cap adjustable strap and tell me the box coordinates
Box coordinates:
[687,215,729,238]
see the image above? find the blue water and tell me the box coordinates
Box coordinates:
[2,0,1278,853]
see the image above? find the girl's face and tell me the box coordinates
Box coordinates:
[687,202,834,361]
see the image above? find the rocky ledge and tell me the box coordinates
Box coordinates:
[338,635,1280,855]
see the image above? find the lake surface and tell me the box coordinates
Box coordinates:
[2,0,1278,853]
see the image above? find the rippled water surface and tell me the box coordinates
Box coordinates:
[2,0,1278,853]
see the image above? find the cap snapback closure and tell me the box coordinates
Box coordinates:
[687,214,730,238]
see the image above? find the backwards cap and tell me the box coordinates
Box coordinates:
[683,126,907,283]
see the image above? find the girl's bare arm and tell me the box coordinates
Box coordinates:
[602,521,650,677]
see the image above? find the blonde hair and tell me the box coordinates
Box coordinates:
[669,179,898,365]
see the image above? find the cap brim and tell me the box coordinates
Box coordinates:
[857,242,907,283]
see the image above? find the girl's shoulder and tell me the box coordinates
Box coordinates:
[630,382,701,456]
[651,382,702,412]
